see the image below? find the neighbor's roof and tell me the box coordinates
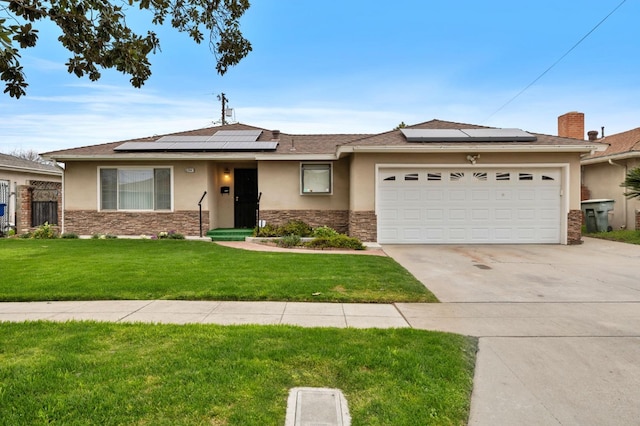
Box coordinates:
[0,152,62,175]
[581,127,640,164]
[41,119,605,161]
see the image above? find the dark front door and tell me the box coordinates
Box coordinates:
[234,169,258,228]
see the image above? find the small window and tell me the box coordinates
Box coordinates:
[542,175,555,181]
[427,173,442,181]
[519,173,533,181]
[496,172,510,181]
[301,163,332,194]
[473,172,488,181]
[383,176,396,181]
[404,173,419,181]
[450,172,465,182]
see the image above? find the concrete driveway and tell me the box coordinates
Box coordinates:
[385,238,640,426]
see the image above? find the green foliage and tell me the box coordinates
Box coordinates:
[91,233,117,239]
[60,232,79,239]
[312,225,339,238]
[31,222,57,239]
[621,167,640,199]
[279,219,313,237]
[1,0,252,98]
[156,231,185,240]
[306,235,365,250]
[277,234,301,248]
[586,229,640,245]
[0,322,475,425]
[254,220,313,237]
[0,239,437,302]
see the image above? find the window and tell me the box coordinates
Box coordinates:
[450,172,465,182]
[404,173,419,181]
[427,172,442,181]
[519,173,534,181]
[473,172,488,181]
[496,172,510,181]
[100,168,172,210]
[301,163,332,194]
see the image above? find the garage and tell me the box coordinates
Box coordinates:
[377,167,563,244]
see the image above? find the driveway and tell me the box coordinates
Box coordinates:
[386,238,640,426]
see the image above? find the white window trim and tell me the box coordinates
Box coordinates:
[97,166,174,212]
[300,162,333,195]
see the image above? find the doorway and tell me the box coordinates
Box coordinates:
[234,169,258,228]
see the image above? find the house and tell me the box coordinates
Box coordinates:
[578,113,640,230]
[42,115,605,244]
[0,153,63,235]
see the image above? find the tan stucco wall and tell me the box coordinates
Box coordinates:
[64,161,210,211]
[583,158,640,230]
[258,158,350,211]
[349,152,582,211]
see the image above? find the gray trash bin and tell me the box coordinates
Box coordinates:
[0,203,6,217]
[581,199,615,232]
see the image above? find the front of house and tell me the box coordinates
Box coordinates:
[43,116,605,244]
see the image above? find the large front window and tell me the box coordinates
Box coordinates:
[100,168,172,211]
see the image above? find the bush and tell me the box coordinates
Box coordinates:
[254,220,313,237]
[19,232,32,239]
[31,222,57,239]
[305,235,365,250]
[157,231,185,240]
[312,225,339,238]
[279,220,313,237]
[91,234,118,239]
[277,234,301,248]
[60,233,79,239]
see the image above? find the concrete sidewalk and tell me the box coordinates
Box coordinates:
[0,300,409,329]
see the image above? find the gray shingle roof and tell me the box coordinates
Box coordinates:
[0,153,62,174]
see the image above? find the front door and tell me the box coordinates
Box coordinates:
[234,169,258,228]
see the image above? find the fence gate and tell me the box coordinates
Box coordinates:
[31,187,58,227]
[0,180,9,233]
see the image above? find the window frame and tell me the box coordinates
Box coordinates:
[97,166,174,212]
[300,162,333,195]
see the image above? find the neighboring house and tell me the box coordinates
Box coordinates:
[42,115,605,244]
[0,153,63,234]
[579,115,640,230]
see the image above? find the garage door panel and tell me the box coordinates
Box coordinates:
[378,167,562,244]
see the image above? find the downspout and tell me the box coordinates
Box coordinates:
[608,159,628,228]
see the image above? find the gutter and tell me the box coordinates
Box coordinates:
[581,151,640,165]
[0,164,62,176]
[337,144,605,157]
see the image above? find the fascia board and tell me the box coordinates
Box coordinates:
[339,144,605,154]
[0,165,63,176]
[581,151,640,165]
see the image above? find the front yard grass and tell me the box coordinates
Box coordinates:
[0,321,476,426]
[584,229,640,245]
[0,239,436,303]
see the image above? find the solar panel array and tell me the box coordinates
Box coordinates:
[115,130,279,152]
[401,128,537,142]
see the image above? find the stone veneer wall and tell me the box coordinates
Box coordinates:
[567,209,583,245]
[65,210,209,236]
[260,210,349,234]
[349,211,377,242]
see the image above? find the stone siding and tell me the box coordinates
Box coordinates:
[567,209,583,245]
[65,210,209,236]
[260,210,349,234]
[349,211,377,242]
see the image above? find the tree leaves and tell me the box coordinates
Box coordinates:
[621,167,640,199]
[0,0,252,98]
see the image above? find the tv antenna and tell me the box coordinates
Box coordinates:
[215,93,236,125]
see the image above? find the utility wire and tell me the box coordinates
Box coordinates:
[483,0,627,123]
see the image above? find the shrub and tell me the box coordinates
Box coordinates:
[31,222,57,239]
[305,235,365,250]
[157,230,185,240]
[19,232,31,239]
[279,220,313,237]
[312,225,339,238]
[278,234,301,248]
[61,233,79,239]
[91,233,117,239]
[253,224,280,237]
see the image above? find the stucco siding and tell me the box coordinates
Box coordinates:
[258,158,349,211]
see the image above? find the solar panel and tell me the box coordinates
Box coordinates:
[401,128,537,142]
[114,130,276,152]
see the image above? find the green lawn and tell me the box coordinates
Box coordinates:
[585,229,640,244]
[0,239,436,302]
[0,322,476,426]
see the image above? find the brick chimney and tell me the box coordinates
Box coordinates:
[558,111,585,139]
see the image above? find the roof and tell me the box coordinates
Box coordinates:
[581,127,640,164]
[41,119,605,162]
[0,152,62,175]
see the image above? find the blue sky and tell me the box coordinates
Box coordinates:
[2,0,639,153]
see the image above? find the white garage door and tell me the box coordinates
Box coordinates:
[378,168,562,244]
